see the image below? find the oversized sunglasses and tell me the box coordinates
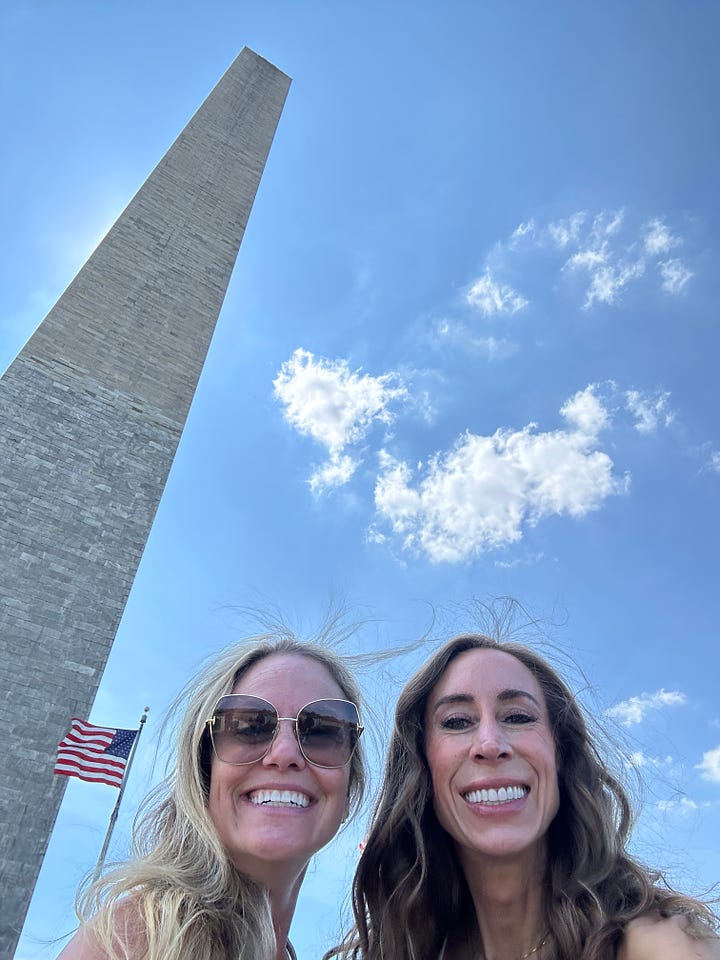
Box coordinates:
[206,695,363,768]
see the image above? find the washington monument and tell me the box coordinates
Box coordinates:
[0,48,290,956]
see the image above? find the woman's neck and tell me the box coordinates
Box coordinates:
[459,848,547,960]
[264,869,306,960]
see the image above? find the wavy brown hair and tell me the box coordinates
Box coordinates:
[330,633,716,960]
[77,629,367,960]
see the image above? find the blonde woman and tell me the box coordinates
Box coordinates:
[59,631,365,960]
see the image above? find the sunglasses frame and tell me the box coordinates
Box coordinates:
[206,694,363,769]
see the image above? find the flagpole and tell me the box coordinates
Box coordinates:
[92,707,149,882]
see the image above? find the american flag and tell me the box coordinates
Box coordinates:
[54,718,138,788]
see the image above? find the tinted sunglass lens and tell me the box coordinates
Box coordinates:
[212,696,278,764]
[297,700,359,767]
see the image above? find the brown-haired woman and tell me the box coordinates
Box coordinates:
[332,633,718,960]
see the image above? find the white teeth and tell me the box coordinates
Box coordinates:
[464,785,527,805]
[248,789,310,808]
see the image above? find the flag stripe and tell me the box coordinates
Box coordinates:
[55,751,126,772]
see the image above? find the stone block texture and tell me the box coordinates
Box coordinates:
[0,47,290,956]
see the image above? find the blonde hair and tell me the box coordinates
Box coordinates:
[78,629,366,960]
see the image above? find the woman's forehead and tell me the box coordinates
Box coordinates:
[232,652,344,702]
[429,647,543,705]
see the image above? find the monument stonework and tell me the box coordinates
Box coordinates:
[0,48,290,955]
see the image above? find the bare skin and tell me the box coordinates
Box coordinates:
[618,914,720,960]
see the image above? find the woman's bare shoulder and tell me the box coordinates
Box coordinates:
[55,924,108,960]
[617,913,720,960]
[55,901,146,960]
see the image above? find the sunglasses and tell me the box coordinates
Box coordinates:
[207,695,363,768]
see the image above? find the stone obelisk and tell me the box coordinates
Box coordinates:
[0,47,290,956]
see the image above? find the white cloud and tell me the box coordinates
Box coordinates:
[561,385,610,436]
[273,349,408,491]
[656,797,698,815]
[628,751,675,769]
[466,270,528,318]
[710,451,720,473]
[696,744,720,782]
[643,218,680,256]
[585,259,645,307]
[509,219,537,246]
[373,385,627,563]
[606,689,686,726]
[624,389,674,433]
[494,551,547,569]
[566,243,645,308]
[308,452,358,495]
[273,349,407,451]
[659,258,693,294]
[431,318,516,360]
[548,211,587,248]
[471,334,517,360]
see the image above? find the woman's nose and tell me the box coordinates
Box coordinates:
[262,719,306,769]
[472,721,511,761]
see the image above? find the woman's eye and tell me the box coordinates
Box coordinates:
[440,715,473,731]
[503,712,535,725]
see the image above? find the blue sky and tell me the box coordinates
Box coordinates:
[3,2,719,957]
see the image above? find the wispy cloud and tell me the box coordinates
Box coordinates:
[494,551,547,569]
[372,384,628,563]
[642,218,680,256]
[658,258,693,294]
[628,750,676,770]
[273,348,408,494]
[656,797,699,815]
[465,270,528,318]
[508,208,694,307]
[308,453,358,495]
[624,389,674,433]
[561,210,646,308]
[710,451,720,474]
[509,218,538,246]
[547,211,587,248]
[430,318,517,360]
[696,744,720,782]
[606,689,686,726]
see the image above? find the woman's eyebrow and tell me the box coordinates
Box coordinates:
[431,693,473,711]
[497,688,541,708]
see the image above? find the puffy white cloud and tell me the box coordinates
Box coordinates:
[561,385,610,436]
[710,451,720,473]
[659,258,693,294]
[624,389,674,433]
[696,744,720,782]
[643,218,680,256]
[274,349,408,492]
[373,385,627,563]
[466,270,528,318]
[274,348,407,451]
[606,689,686,726]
